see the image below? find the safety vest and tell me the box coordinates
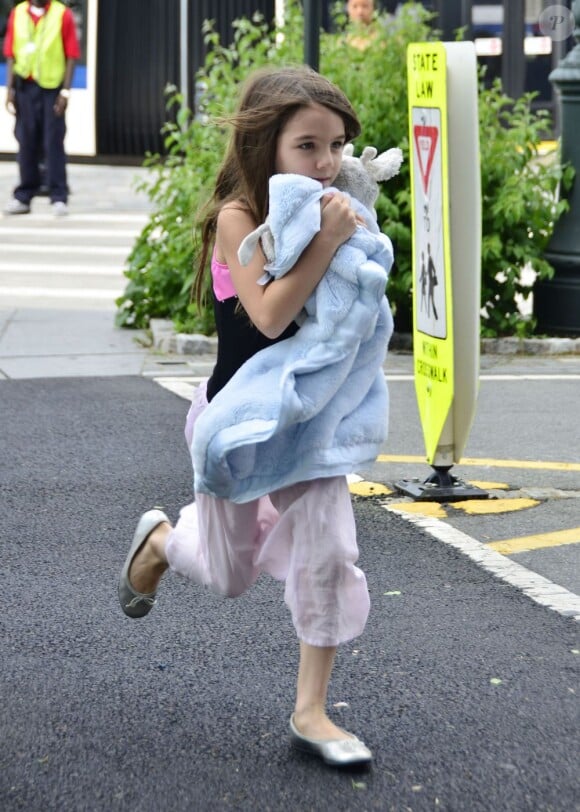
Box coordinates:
[12,2,66,89]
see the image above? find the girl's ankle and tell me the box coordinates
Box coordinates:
[149,522,171,565]
[292,710,349,741]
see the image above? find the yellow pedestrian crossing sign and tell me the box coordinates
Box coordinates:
[408,42,454,462]
[407,42,482,469]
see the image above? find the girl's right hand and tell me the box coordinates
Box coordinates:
[320,192,359,247]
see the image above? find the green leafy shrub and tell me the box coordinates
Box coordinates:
[116,0,571,338]
[478,84,572,336]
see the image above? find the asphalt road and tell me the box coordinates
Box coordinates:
[1,375,578,812]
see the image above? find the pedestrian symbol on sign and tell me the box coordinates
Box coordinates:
[419,244,439,320]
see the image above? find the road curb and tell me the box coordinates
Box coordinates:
[150,319,580,357]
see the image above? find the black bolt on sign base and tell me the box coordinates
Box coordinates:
[394,466,489,502]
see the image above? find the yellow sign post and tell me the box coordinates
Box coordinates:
[397,41,487,501]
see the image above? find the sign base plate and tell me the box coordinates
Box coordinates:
[394,466,489,502]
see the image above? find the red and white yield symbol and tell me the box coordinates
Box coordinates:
[413,125,439,195]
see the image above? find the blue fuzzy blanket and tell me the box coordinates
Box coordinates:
[192,174,394,503]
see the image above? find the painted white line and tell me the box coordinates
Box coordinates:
[387,508,580,622]
[480,374,580,381]
[0,286,121,299]
[0,213,148,224]
[161,374,413,388]
[0,227,139,239]
[152,373,580,389]
[152,377,200,397]
[0,264,124,276]
[0,244,130,256]
[385,374,580,382]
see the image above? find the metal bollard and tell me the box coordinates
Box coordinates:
[535,1,580,335]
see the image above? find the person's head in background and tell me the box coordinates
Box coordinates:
[347,0,375,25]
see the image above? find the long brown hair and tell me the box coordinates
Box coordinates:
[192,65,361,307]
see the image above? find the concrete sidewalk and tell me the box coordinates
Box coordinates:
[0,308,152,379]
[0,160,152,216]
[0,160,174,379]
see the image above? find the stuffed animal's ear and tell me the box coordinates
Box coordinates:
[342,143,355,158]
[261,230,275,263]
[360,146,378,168]
[366,147,404,182]
[238,223,271,266]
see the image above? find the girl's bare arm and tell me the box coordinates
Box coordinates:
[216,193,358,339]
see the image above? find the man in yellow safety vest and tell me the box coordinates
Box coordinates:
[3,0,80,216]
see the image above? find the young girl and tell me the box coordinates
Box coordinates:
[119,66,381,768]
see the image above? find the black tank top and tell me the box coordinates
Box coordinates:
[206,294,298,402]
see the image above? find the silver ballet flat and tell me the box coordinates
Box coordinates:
[289,714,373,767]
[118,509,169,619]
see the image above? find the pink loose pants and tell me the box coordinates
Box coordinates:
[165,383,370,648]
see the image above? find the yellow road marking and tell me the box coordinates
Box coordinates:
[450,497,539,514]
[349,481,393,497]
[461,457,580,472]
[467,481,510,490]
[377,455,580,472]
[388,497,539,518]
[389,502,448,518]
[486,528,580,555]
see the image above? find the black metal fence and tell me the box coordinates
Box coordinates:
[95,0,274,157]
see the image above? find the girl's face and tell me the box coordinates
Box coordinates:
[275,104,346,188]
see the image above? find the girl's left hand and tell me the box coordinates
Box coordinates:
[319,192,359,246]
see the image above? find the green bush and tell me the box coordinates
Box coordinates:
[478,85,572,336]
[116,0,571,338]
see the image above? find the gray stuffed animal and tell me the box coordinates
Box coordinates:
[334,144,403,217]
[238,144,403,266]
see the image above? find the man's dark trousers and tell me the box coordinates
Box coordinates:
[13,79,67,205]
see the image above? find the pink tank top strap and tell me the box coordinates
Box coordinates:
[211,246,237,302]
